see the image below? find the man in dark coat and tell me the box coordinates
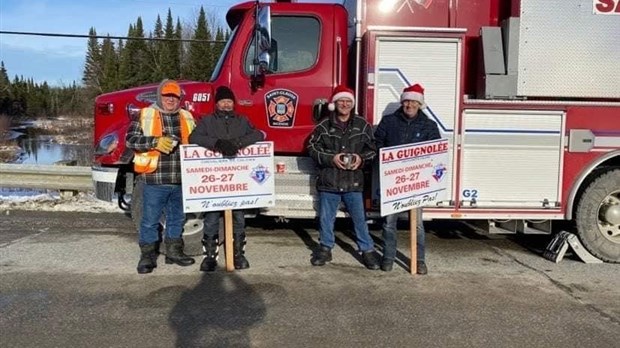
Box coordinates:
[189,86,265,271]
[374,83,441,274]
[307,85,380,270]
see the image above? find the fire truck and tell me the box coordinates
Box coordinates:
[91,0,620,262]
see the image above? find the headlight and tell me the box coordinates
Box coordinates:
[95,134,119,155]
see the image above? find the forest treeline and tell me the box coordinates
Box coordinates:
[0,6,228,119]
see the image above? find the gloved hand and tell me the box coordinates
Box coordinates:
[215,139,239,157]
[155,136,175,154]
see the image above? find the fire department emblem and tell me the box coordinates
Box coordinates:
[265,89,298,128]
[432,163,446,182]
[250,164,271,184]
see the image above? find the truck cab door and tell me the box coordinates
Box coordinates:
[231,12,338,154]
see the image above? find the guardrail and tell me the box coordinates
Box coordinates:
[0,163,92,191]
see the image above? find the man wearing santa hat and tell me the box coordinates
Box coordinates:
[374,83,441,274]
[307,85,381,270]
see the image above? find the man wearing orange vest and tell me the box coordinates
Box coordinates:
[126,79,196,274]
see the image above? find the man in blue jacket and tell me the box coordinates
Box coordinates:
[374,84,440,274]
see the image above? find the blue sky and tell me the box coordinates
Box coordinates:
[0,0,270,86]
[1,0,339,86]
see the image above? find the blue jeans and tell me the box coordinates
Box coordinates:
[139,184,184,246]
[318,191,374,252]
[382,208,425,262]
[203,210,245,240]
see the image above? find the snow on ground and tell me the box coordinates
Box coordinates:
[0,188,122,213]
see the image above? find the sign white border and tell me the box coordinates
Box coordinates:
[180,141,275,213]
[379,138,450,216]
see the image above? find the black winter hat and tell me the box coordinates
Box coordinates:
[215,86,235,103]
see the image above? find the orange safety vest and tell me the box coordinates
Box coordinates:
[133,107,195,174]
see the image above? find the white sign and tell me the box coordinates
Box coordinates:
[379,138,449,216]
[180,141,275,213]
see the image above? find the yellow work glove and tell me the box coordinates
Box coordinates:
[155,136,174,154]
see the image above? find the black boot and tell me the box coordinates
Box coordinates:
[165,239,195,266]
[380,257,394,272]
[200,237,218,272]
[362,250,380,270]
[137,243,158,274]
[233,239,250,270]
[310,245,332,266]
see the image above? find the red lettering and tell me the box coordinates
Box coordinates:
[239,146,270,156]
[385,180,430,197]
[189,183,248,194]
[382,152,394,162]
[595,0,617,12]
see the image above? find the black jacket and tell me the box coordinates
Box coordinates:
[189,109,264,150]
[307,114,376,192]
[374,108,440,148]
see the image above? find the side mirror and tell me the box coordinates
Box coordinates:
[312,98,329,123]
[251,5,271,90]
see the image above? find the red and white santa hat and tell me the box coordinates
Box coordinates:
[400,83,425,107]
[327,85,355,111]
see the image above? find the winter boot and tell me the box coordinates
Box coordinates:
[164,239,195,266]
[310,245,332,266]
[417,261,428,275]
[137,243,158,274]
[380,257,394,272]
[233,239,250,270]
[361,250,380,270]
[200,237,218,272]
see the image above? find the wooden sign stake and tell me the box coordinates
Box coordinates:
[224,209,234,271]
[409,208,417,276]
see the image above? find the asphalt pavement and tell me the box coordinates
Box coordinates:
[0,210,619,348]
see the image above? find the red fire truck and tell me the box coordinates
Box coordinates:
[91,0,620,262]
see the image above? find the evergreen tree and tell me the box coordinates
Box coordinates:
[212,28,226,71]
[185,7,213,81]
[176,18,187,79]
[0,61,12,115]
[100,36,119,93]
[118,24,138,88]
[150,15,165,81]
[160,9,180,78]
[132,17,151,85]
[118,19,151,88]
[83,27,102,93]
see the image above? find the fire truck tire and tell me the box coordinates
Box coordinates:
[575,168,620,263]
[130,177,204,256]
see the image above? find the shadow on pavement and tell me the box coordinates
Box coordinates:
[169,272,267,347]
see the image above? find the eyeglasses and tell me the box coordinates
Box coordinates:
[336,99,353,105]
[402,100,421,106]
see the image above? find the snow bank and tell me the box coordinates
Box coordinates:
[0,189,122,213]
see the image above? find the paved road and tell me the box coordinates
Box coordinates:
[0,210,618,348]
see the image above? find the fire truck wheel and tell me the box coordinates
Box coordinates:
[130,177,204,256]
[575,168,620,263]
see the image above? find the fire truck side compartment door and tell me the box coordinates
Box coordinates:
[459,109,564,208]
[372,36,463,206]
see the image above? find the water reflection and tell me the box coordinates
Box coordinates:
[16,136,92,166]
[5,120,93,166]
